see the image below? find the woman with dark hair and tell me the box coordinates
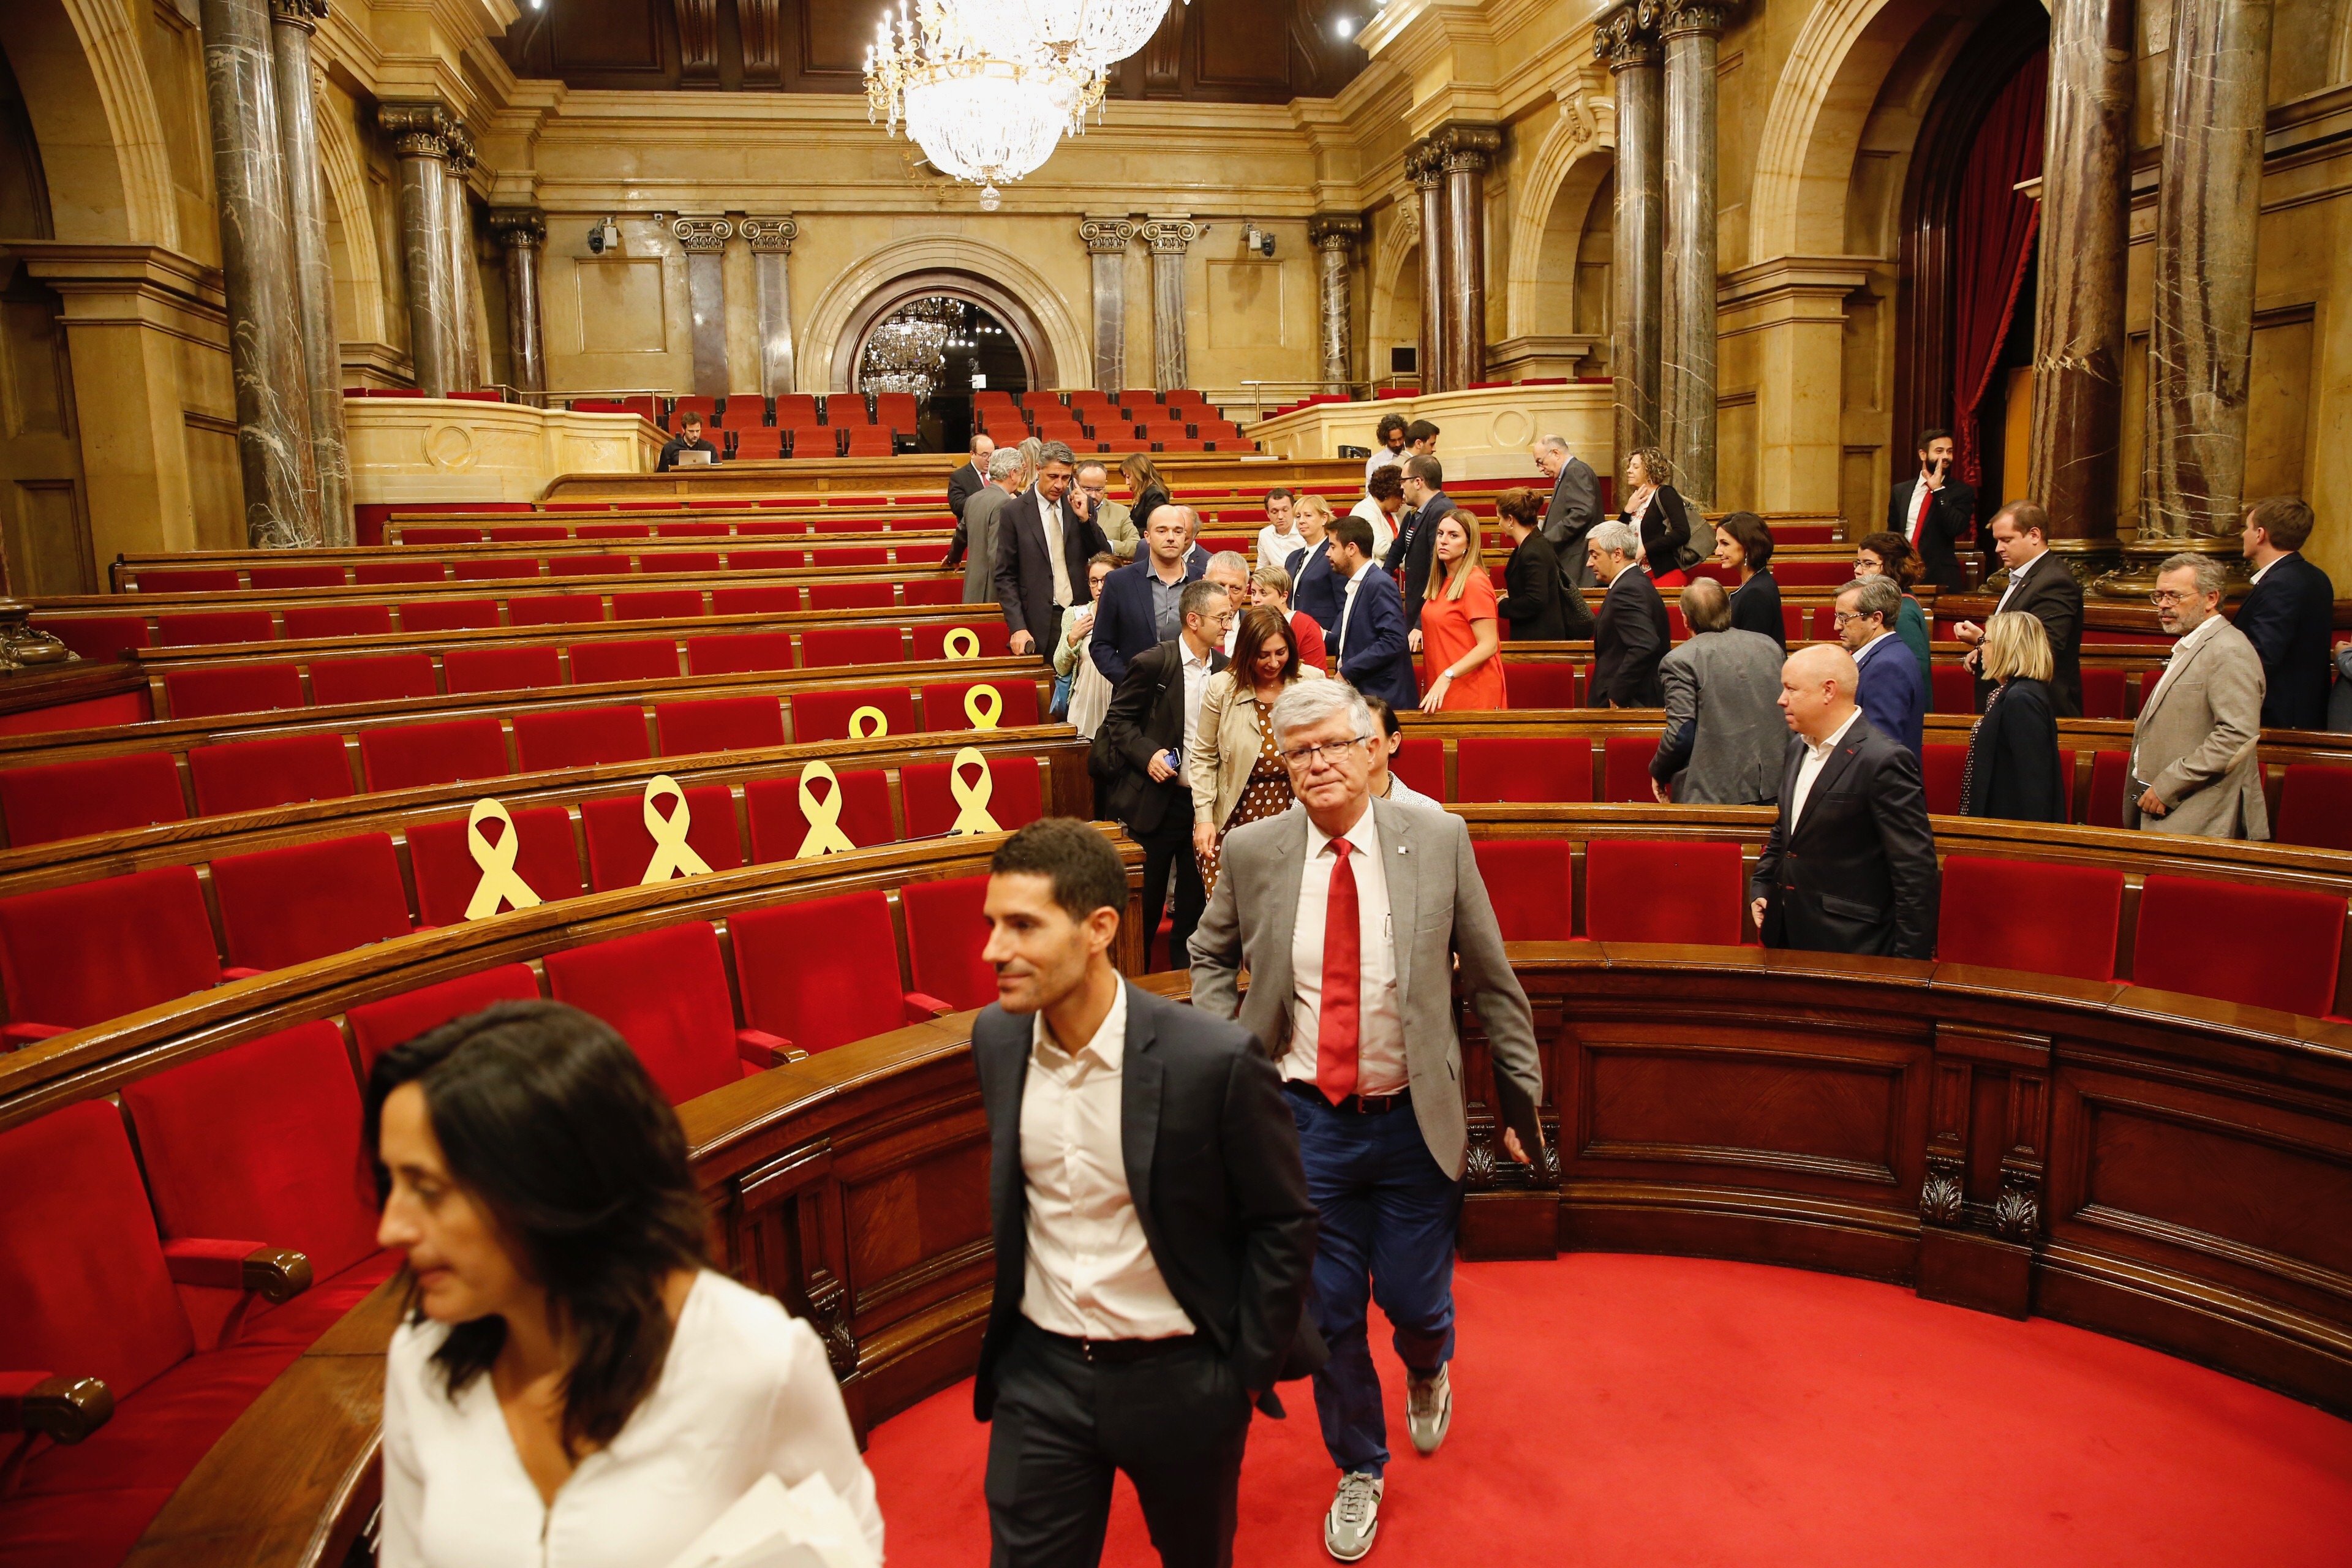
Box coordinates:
[1619,447,1698,586]
[369,1001,881,1567]
[1494,487,1593,640]
[1189,603,1324,890]
[1121,451,1171,537]
[1855,529,1934,690]
[1713,511,1785,649]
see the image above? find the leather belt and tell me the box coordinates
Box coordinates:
[1287,1080,1411,1115]
[1026,1324,1197,1365]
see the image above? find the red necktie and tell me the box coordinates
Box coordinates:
[1316,837,1360,1104]
[1909,484,1932,547]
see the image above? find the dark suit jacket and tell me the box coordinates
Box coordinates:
[1886,475,1977,594]
[1540,458,1603,586]
[995,484,1109,652]
[1749,714,1939,959]
[1960,677,2066,823]
[947,461,985,522]
[1330,567,1419,709]
[1625,486,1695,579]
[971,981,1322,1421]
[1729,570,1785,649]
[1384,491,1457,631]
[2235,551,2335,731]
[655,436,716,472]
[1977,553,2083,717]
[1101,638,1228,837]
[1590,567,1670,707]
[1289,538,1341,633]
[1854,635,1926,756]
[1090,556,1204,689]
[1499,532,1574,641]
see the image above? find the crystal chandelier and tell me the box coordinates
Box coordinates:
[957,0,1188,76]
[866,2,1106,208]
[859,296,966,402]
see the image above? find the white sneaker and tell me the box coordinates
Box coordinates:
[1404,1365,1451,1455]
[1325,1471,1382,1561]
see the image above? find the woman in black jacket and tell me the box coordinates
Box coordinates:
[1619,446,1697,586]
[1121,452,1171,537]
[1960,611,2068,822]
[1494,487,1593,641]
[1713,510,1784,649]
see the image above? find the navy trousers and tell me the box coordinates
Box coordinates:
[1286,1084,1461,1478]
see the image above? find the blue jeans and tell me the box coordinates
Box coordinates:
[1288,1084,1462,1478]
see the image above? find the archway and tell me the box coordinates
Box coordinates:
[804,235,1083,396]
[850,294,1031,454]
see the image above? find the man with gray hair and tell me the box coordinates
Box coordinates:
[1651,578,1786,804]
[1834,574,1925,756]
[2126,553,2270,838]
[1529,435,1602,586]
[1587,519,1669,708]
[1190,677,1544,1562]
[1204,550,1251,655]
[996,438,1107,662]
[946,444,1027,603]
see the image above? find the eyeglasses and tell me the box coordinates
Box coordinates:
[1831,610,1871,626]
[1278,736,1373,769]
[2148,590,2199,606]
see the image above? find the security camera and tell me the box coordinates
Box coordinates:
[588,217,620,255]
[1243,223,1276,258]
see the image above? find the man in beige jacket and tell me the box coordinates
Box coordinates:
[2125,554,2270,839]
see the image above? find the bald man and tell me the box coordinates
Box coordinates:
[1746,644,1939,959]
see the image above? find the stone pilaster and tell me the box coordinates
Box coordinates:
[740,217,799,398]
[265,0,347,545]
[1408,141,1448,392]
[1310,214,1365,395]
[1434,126,1501,392]
[442,126,480,391]
[671,216,735,397]
[1080,218,1136,391]
[1660,0,1733,511]
[1598,2,1665,461]
[1139,217,1200,391]
[489,208,547,396]
[380,102,454,399]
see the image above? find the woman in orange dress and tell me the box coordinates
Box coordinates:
[1418,511,1508,712]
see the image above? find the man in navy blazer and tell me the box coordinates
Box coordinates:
[1382,455,1456,641]
[2237,495,2336,731]
[1327,515,1419,709]
[1836,575,1925,755]
[1090,505,1205,689]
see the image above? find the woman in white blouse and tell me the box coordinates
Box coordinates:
[369,1000,883,1568]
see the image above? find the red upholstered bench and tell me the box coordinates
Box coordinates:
[1456,737,1593,805]
[900,874,998,1011]
[548,552,632,578]
[657,695,788,756]
[573,637,684,685]
[345,963,541,1076]
[543,921,787,1102]
[802,626,903,668]
[921,679,1041,733]
[188,733,356,817]
[248,563,347,590]
[0,752,188,848]
[209,834,414,971]
[2086,749,2130,831]
[2132,874,2346,1019]
[163,662,304,720]
[1935,855,2122,983]
[135,566,241,593]
[1930,663,1975,715]
[2274,764,2352,852]
[1393,736,1446,801]
[443,643,564,695]
[358,717,513,792]
[794,686,916,744]
[2080,666,2127,720]
[904,577,964,606]
[689,631,799,676]
[309,652,437,706]
[1601,736,1657,804]
[453,557,543,582]
[1922,744,1966,815]
[511,705,654,772]
[35,613,149,660]
[398,596,502,633]
[581,784,745,891]
[1471,838,1577,941]
[809,582,897,612]
[712,584,804,617]
[911,622,1013,661]
[745,766,895,860]
[612,589,706,621]
[902,753,1044,837]
[407,805,583,925]
[1585,840,1746,945]
[0,866,231,1044]
[156,609,276,647]
[508,594,606,628]
[351,561,446,589]
[731,890,957,1054]
[1506,662,1580,709]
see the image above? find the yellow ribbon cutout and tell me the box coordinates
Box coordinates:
[794,760,859,859]
[464,797,543,919]
[946,746,1002,835]
[963,685,1003,731]
[639,774,715,884]
[941,627,981,660]
[849,705,889,739]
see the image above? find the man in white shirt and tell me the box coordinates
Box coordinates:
[2125,554,2271,839]
[1363,412,1409,486]
[973,820,1320,1568]
[1256,487,1305,571]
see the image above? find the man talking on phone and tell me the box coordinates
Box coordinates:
[1886,428,1975,593]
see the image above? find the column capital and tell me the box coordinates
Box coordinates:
[1079,217,1137,255]
[1139,217,1200,254]
[1432,124,1502,173]
[1309,214,1365,251]
[488,208,546,249]
[1405,140,1447,189]
[443,124,477,176]
[378,101,452,160]
[1594,2,1663,70]
[669,216,734,254]
[741,216,798,253]
[1658,0,1738,41]
[266,0,327,31]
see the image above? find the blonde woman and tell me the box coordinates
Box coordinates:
[1959,611,2066,822]
[1188,604,1324,891]
[1417,511,1507,712]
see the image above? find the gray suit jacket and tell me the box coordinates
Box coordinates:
[2125,617,2271,839]
[1186,796,1544,1180]
[1540,457,1603,587]
[959,484,1012,604]
[1655,627,1787,805]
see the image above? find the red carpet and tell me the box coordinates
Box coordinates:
[867,1254,2352,1566]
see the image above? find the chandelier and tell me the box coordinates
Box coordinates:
[866,3,1105,208]
[859,296,966,402]
[958,0,1187,75]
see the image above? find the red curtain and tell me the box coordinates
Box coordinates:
[1949,51,2047,488]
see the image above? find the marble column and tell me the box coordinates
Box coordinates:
[1660,0,1732,511]
[267,0,347,545]
[1436,127,1501,391]
[442,127,480,392]
[1599,2,1665,461]
[1409,141,1448,391]
[1140,217,1199,391]
[739,217,799,398]
[381,103,454,399]
[1310,214,1364,395]
[1080,218,1136,391]
[671,217,734,396]
[2132,0,2273,575]
[490,209,547,396]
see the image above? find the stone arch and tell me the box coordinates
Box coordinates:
[1,0,178,246]
[801,235,1084,393]
[314,92,385,345]
[1367,199,1420,380]
[1504,87,1615,339]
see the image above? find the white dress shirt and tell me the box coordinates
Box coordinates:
[1365,447,1404,486]
[1349,494,1397,561]
[378,1272,883,1568]
[1787,708,1863,835]
[1180,638,1214,758]
[1333,561,1379,659]
[1256,523,1305,573]
[1991,548,2043,615]
[1283,802,1408,1096]
[1018,983,1196,1341]
[1041,488,1072,608]
[1852,630,1896,669]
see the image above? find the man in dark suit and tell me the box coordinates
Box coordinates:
[1836,575,1925,755]
[1954,500,2082,717]
[1586,520,1669,707]
[947,432,994,521]
[974,818,1320,1568]
[997,439,1109,662]
[1885,428,1975,592]
[1326,516,1418,710]
[1382,455,1455,644]
[1749,644,1939,958]
[2237,494,2335,731]
[1531,435,1603,587]
[1090,505,1205,690]
[1101,579,1232,970]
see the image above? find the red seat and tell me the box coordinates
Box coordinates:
[745,767,895,860]
[910,622,1012,660]
[802,626,903,668]
[548,553,631,578]
[1921,743,1967,815]
[137,567,241,592]
[542,921,778,1102]
[793,686,916,743]
[2132,874,2346,1019]
[1601,736,1656,804]
[1471,838,1577,941]
[581,785,744,891]
[0,753,187,847]
[899,875,997,1012]
[0,866,223,1038]
[1456,737,1594,804]
[731,891,952,1054]
[309,653,438,706]
[36,614,149,660]
[2086,749,2130,829]
[1509,662,1580,708]
[727,548,808,571]
[1392,736,1446,801]
[576,524,653,540]
[921,679,1042,733]
[657,696,786,755]
[358,718,512,793]
[902,578,964,607]
[406,805,584,926]
[508,595,605,628]
[611,589,704,621]
[396,526,479,544]
[902,753,1046,837]
[188,733,355,817]
[1935,855,2121,983]
[442,643,564,695]
[2079,666,2125,720]
[688,631,800,675]
[209,834,413,970]
[398,597,502,633]
[2273,764,2352,852]
[711,585,804,616]
[1930,663,1975,715]
[511,706,652,772]
[246,564,345,590]
[570,636,681,685]
[483,526,566,543]
[283,603,396,639]
[1585,840,1745,945]
[452,558,542,582]
[163,663,305,720]
[345,963,541,1076]
[807,582,896,612]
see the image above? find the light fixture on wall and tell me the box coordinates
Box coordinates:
[866,3,1104,208]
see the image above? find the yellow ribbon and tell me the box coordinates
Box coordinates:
[639,774,715,883]
[464,797,543,919]
[946,746,1002,835]
[941,627,981,660]
[963,685,1003,731]
[794,760,859,859]
[849,705,889,739]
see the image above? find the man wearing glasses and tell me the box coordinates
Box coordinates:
[1076,459,1137,562]
[2126,555,2271,839]
[1189,679,1543,1562]
[1951,501,2083,716]
[1833,575,1925,756]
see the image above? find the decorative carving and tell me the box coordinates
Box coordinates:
[0,601,76,669]
[1404,139,1447,190]
[1464,1137,1499,1191]
[740,216,798,254]
[675,0,720,78]
[1080,217,1136,255]
[670,216,734,254]
[442,124,476,177]
[1657,0,1736,39]
[489,208,546,250]
[377,101,450,162]
[1919,1159,1966,1226]
[1309,213,1364,251]
[1139,217,1200,254]
[1433,123,1502,174]
[1594,1,1663,69]
[1993,1174,2041,1240]
[812,1286,858,1379]
[265,0,326,29]
[739,0,783,79]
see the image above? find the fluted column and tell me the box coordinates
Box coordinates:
[671,217,734,396]
[1660,0,1732,510]
[1408,142,1447,391]
[490,209,546,396]
[265,0,347,545]
[442,127,480,391]
[739,217,798,397]
[1599,3,1665,460]
[1140,217,1199,391]
[1311,214,1364,395]
[201,0,321,546]
[1435,126,1501,391]
[381,103,454,399]
[1080,218,1135,391]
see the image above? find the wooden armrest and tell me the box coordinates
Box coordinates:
[736,1029,806,1068]
[0,1371,113,1444]
[903,992,957,1021]
[162,1240,313,1304]
[1,1022,68,1049]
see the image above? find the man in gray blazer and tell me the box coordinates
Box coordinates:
[1190,679,1544,1563]
[1531,434,1603,587]
[946,445,1023,603]
[1650,578,1785,804]
[2127,554,2271,839]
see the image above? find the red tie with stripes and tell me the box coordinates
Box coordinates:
[1909,483,1932,547]
[1316,837,1361,1104]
